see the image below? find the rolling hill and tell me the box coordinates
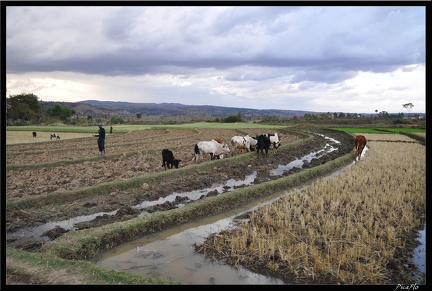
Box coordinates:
[43,100,314,119]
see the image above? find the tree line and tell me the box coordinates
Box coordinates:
[6,93,247,126]
[6,93,419,126]
[6,93,75,125]
[6,93,118,126]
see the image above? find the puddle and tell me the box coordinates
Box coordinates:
[133,171,257,214]
[270,132,341,176]
[270,144,338,176]
[94,213,285,285]
[412,224,426,284]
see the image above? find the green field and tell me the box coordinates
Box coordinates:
[7,122,426,135]
[5,122,287,133]
[329,127,425,134]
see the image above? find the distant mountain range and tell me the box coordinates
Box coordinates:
[41,100,424,119]
[42,100,316,119]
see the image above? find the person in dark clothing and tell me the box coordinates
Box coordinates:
[110,125,113,134]
[97,123,106,156]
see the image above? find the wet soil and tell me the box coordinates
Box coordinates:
[6,128,351,237]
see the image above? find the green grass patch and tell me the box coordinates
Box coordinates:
[330,127,426,134]
[7,122,288,133]
[6,247,180,284]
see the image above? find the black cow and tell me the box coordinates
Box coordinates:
[32,131,37,138]
[162,149,181,170]
[256,134,271,159]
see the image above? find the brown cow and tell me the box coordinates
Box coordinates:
[354,135,367,161]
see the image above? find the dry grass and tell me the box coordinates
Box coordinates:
[411,132,426,138]
[358,133,422,142]
[199,134,426,284]
[6,131,94,145]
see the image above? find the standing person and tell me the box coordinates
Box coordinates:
[97,123,106,157]
[110,125,113,134]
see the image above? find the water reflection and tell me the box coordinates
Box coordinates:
[95,214,285,285]
[6,173,258,242]
[412,224,426,284]
[133,171,257,215]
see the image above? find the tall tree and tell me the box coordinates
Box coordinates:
[402,103,414,118]
[7,93,42,122]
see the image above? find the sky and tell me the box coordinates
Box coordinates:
[5,5,426,114]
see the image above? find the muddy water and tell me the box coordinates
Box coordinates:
[412,224,426,284]
[93,189,297,285]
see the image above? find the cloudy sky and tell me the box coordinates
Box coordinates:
[5,5,426,114]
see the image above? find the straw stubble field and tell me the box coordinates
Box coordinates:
[196,133,426,284]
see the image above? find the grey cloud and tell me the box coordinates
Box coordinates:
[291,70,358,85]
[6,6,425,79]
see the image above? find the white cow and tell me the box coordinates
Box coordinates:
[265,132,281,153]
[212,138,225,159]
[231,135,257,155]
[246,135,258,151]
[192,139,230,162]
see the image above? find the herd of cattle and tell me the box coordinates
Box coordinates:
[162,132,281,170]
[32,130,366,169]
[162,133,368,170]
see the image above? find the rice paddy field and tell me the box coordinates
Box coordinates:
[5,124,426,285]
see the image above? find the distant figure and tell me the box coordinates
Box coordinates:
[32,131,37,138]
[110,126,113,134]
[97,123,106,157]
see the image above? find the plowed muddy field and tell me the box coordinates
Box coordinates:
[6,126,357,284]
[7,127,353,233]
